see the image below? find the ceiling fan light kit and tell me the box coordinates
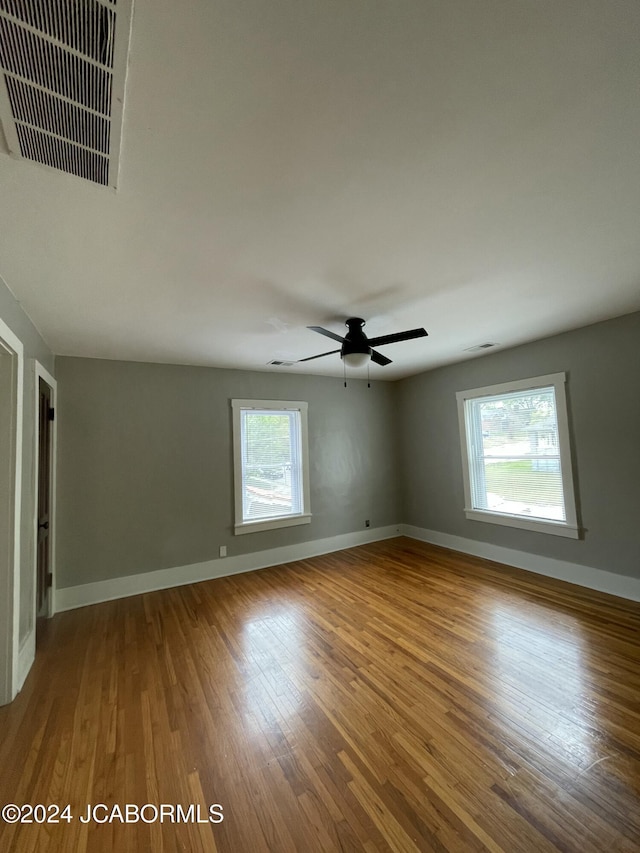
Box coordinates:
[342,351,371,368]
[299,317,428,381]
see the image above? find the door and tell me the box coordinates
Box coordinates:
[36,377,53,636]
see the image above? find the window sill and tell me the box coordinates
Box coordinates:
[464,508,580,539]
[234,513,312,536]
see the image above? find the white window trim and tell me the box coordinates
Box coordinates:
[231,399,311,535]
[456,372,579,539]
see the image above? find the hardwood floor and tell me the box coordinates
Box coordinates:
[1,537,639,852]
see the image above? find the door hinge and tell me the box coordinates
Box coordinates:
[48,407,55,421]
[46,572,53,589]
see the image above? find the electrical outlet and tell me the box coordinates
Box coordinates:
[365,519,370,528]
[219,545,227,557]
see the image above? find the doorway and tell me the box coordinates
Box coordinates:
[36,378,52,634]
[34,363,57,643]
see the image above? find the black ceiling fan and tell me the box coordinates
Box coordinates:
[298,317,428,367]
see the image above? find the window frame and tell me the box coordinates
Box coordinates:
[456,373,579,539]
[231,399,311,535]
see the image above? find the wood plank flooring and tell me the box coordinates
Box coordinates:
[1,537,639,852]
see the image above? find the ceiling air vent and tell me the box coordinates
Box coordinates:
[0,0,133,188]
[267,360,295,367]
[464,342,498,353]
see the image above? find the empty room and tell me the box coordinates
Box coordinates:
[1,1,639,851]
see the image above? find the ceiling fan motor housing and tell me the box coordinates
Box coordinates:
[342,317,372,357]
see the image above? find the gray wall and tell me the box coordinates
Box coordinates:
[56,358,401,588]
[397,311,640,579]
[0,278,55,644]
[54,310,640,591]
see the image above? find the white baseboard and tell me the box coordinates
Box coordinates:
[401,524,640,602]
[17,629,35,692]
[55,525,401,612]
[54,522,640,612]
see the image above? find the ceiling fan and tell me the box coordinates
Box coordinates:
[298,317,428,368]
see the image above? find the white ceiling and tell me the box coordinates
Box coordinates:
[1,0,639,380]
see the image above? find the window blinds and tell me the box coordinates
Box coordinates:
[240,409,303,522]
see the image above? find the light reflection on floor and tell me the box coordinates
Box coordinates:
[489,600,599,771]
[238,605,306,739]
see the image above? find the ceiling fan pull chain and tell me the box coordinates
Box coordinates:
[367,362,370,388]
[344,359,347,388]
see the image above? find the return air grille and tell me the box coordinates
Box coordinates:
[0,0,132,187]
[16,122,108,183]
[0,18,113,112]
[5,76,110,152]
[0,0,116,66]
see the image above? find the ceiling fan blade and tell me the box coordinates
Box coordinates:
[307,326,345,344]
[370,349,392,366]
[297,349,341,363]
[367,328,428,347]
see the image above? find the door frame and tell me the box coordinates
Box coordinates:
[33,361,57,623]
[0,317,24,706]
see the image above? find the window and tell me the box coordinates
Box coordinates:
[456,373,579,538]
[232,400,311,535]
